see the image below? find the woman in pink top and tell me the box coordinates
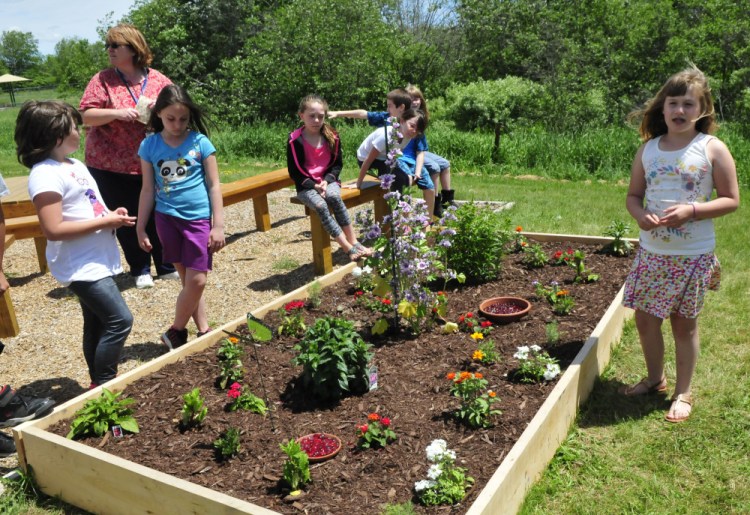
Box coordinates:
[79,24,176,289]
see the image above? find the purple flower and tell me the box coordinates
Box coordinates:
[380,174,395,190]
[439,239,452,247]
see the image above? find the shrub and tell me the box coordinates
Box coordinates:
[442,202,511,283]
[293,317,373,400]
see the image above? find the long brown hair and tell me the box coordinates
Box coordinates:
[298,95,337,150]
[629,66,717,142]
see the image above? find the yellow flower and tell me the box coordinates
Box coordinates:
[442,322,459,334]
[470,332,484,341]
[472,350,484,361]
[228,337,239,344]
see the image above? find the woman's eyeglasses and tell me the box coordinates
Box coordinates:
[104,43,128,50]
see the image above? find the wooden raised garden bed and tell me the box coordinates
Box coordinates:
[14,233,635,515]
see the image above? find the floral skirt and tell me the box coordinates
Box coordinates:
[623,247,721,319]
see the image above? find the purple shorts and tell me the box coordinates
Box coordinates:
[155,212,212,271]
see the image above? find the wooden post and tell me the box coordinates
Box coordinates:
[309,211,332,276]
[33,237,48,274]
[0,288,19,338]
[252,195,272,232]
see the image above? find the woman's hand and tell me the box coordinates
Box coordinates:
[115,108,140,122]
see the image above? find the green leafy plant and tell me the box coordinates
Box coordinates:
[280,439,310,492]
[277,300,307,337]
[513,345,561,383]
[414,439,474,506]
[568,249,600,283]
[356,413,397,450]
[439,202,511,283]
[307,281,323,308]
[216,337,244,389]
[546,320,560,344]
[473,338,501,365]
[511,225,528,253]
[604,220,634,256]
[350,264,375,292]
[214,427,241,460]
[180,388,207,429]
[293,316,373,400]
[446,371,501,428]
[522,243,548,268]
[226,382,267,415]
[381,502,418,515]
[533,280,575,315]
[354,291,393,314]
[67,388,139,440]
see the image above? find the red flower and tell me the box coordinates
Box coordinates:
[284,300,305,312]
[368,413,380,421]
[466,312,474,318]
[359,424,369,433]
[446,372,456,380]
[354,290,364,298]
[458,315,465,323]
[480,320,492,328]
[227,384,242,399]
[381,417,391,427]
[382,299,392,305]
[554,250,563,259]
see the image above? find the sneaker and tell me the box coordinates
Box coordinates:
[157,271,180,281]
[196,328,212,338]
[0,385,14,407]
[135,274,155,289]
[0,432,16,457]
[161,327,188,350]
[0,395,56,428]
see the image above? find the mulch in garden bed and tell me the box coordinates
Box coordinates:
[48,241,632,514]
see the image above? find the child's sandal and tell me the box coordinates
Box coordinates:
[665,393,693,423]
[349,246,367,262]
[353,242,372,257]
[618,376,667,396]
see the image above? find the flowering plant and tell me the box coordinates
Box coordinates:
[355,292,393,314]
[351,264,375,291]
[414,439,474,506]
[513,345,561,383]
[551,247,574,265]
[226,382,267,415]
[216,337,244,389]
[355,185,461,335]
[355,412,397,449]
[446,371,501,428]
[384,117,404,167]
[511,225,528,253]
[472,338,501,365]
[521,243,548,268]
[457,312,493,336]
[568,249,600,283]
[533,280,575,315]
[277,300,307,337]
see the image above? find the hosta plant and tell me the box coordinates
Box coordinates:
[67,388,139,440]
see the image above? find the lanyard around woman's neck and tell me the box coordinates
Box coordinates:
[115,67,148,105]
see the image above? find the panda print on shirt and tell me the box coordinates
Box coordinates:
[157,157,193,195]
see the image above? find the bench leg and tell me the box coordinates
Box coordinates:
[373,196,388,222]
[0,289,20,338]
[34,237,49,274]
[253,195,272,232]
[309,212,332,276]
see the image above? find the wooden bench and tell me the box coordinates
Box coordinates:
[290,178,388,276]
[0,233,19,338]
[220,167,294,232]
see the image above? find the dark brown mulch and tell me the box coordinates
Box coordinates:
[48,242,632,514]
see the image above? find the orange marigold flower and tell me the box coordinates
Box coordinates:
[368,413,380,421]
[558,290,569,296]
[472,350,484,360]
[459,371,471,380]
[488,391,497,398]
[228,337,239,344]
[474,372,483,379]
[521,241,528,247]
[516,226,523,232]
[446,372,456,380]
[437,291,445,296]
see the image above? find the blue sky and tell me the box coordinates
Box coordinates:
[1,0,136,56]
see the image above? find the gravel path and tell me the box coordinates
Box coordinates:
[0,189,364,472]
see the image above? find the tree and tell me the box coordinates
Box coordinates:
[46,38,109,92]
[0,30,41,74]
[445,77,546,159]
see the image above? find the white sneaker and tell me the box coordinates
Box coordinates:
[157,272,180,281]
[135,274,155,289]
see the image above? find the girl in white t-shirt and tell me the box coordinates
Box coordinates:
[15,101,136,389]
[621,67,740,423]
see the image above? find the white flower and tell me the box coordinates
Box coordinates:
[514,346,530,360]
[427,464,443,480]
[351,266,362,278]
[543,363,561,381]
[530,345,542,353]
[425,439,449,462]
[362,265,373,275]
[414,479,436,492]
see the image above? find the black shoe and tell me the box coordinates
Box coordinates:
[161,327,188,350]
[0,395,56,428]
[434,192,443,218]
[0,385,14,407]
[0,432,16,457]
[441,189,455,208]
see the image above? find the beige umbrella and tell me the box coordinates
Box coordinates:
[0,74,31,106]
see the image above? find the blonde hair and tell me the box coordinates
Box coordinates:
[405,84,429,124]
[106,24,153,68]
[298,94,337,150]
[629,66,717,142]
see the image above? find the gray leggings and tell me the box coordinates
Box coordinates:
[296,182,351,239]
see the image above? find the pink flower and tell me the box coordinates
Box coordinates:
[380,417,391,427]
[359,424,369,433]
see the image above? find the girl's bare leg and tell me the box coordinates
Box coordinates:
[634,309,666,384]
[173,263,208,331]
